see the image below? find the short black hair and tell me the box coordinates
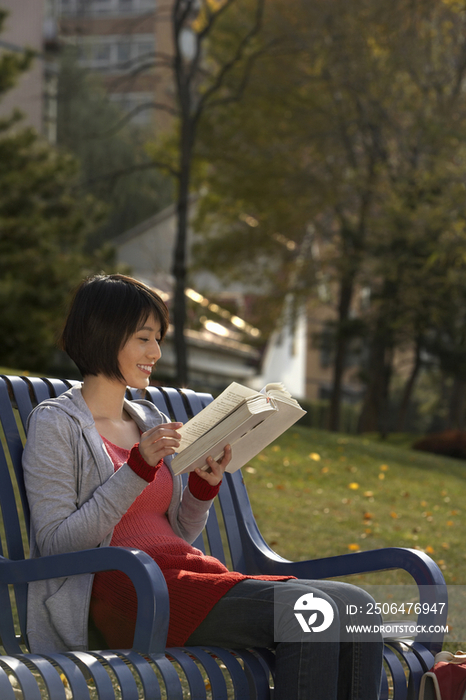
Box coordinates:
[61,274,169,380]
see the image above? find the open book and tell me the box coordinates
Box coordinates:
[170,382,306,475]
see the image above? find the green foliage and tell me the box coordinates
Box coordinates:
[0,10,34,98]
[0,31,114,372]
[0,125,112,371]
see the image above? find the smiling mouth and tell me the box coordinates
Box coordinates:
[137,364,153,375]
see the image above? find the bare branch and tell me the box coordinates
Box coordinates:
[82,161,180,188]
[198,0,237,41]
[205,40,276,110]
[84,101,180,139]
[193,0,266,125]
[183,0,239,89]
[173,0,197,34]
[111,51,174,73]
[106,57,174,93]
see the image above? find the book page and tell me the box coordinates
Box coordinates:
[177,382,258,453]
[261,383,300,407]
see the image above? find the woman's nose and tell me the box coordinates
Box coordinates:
[149,340,161,360]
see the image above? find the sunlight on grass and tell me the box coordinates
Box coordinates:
[243,426,466,586]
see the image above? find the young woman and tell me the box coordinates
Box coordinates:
[23,273,383,699]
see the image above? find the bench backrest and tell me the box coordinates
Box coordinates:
[0,374,267,652]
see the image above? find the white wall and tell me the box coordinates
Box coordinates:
[257,306,307,399]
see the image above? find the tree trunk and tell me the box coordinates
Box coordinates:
[171,121,193,387]
[357,331,393,434]
[396,338,422,432]
[448,376,466,430]
[328,274,355,432]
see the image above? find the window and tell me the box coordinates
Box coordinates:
[93,0,113,13]
[119,0,134,12]
[73,35,154,71]
[110,92,154,125]
[58,0,155,17]
[137,41,154,58]
[117,41,132,63]
[93,43,111,63]
[59,0,75,15]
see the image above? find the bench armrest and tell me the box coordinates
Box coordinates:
[0,546,169,654]
[252,546,448,653]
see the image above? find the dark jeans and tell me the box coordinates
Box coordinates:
[187,579,383,700]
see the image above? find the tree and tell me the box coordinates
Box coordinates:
[193,0,397,422]
[192,0,466,431]
[355,3,466,432]
[146,0,267,386]
[0,14,112,372]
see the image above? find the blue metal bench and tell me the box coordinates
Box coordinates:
[0,374,447,699]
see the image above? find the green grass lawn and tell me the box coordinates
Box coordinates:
[242,425,466,586]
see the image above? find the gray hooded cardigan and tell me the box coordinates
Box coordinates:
[22,384,214,653]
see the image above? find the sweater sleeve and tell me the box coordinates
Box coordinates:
[188,471,222,500]
[23,405,150,557]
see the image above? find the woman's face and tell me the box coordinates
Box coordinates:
[117,313,162,388]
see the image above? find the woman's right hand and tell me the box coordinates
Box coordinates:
[138,422,183,465]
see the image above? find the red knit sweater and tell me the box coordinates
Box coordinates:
[90,438,292,648]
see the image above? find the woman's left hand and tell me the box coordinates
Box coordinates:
[194,444,232,486]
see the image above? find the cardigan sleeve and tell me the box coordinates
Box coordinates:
[23,405,149,557]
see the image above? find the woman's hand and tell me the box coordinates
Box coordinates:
[138,422,183,466]
[194,444,232,486]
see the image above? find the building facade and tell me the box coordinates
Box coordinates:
[56,0,174,131]
[0,0,47,132]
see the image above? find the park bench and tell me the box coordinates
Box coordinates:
[0,374,448,699]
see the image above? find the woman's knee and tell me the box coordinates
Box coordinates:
[274,581,341,642]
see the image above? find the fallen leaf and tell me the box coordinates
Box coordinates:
[425,545,435,554]
[348,543,360,551]
[309,453,321,461]
[390,512,398,519]
[245,466,256,474]
[380,465,389,471]
[378,473,385,480]
[348,482,359,490]
[364,491,374,498]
